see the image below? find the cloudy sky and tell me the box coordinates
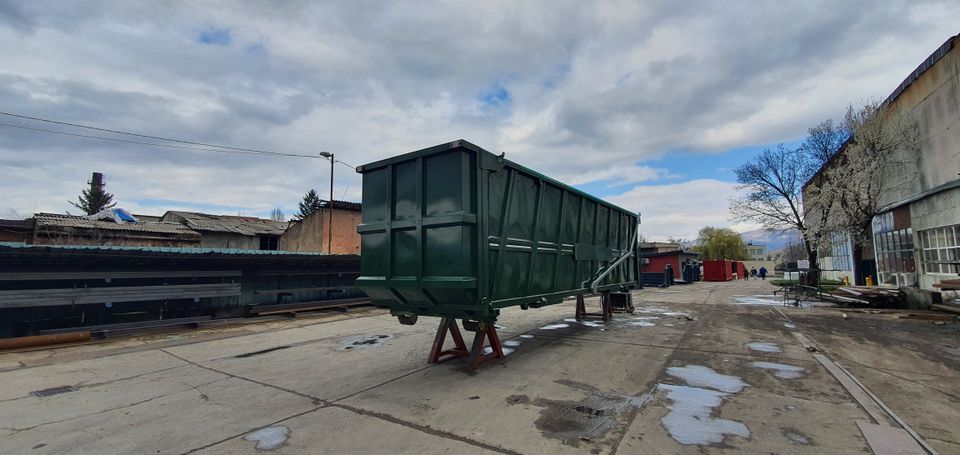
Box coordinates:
[0,1,956,240]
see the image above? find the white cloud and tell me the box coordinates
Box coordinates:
[606,179,760,241]
[0,1,957,221]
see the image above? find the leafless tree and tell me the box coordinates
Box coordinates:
[730,145,818,268]
[817,101,920,274]
[270,208,286,222]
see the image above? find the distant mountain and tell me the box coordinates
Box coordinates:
[739,228,802,252]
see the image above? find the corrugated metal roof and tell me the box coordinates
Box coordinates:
[162,211,288,236]
[0,241,333,256]
[320,200,362,210]
[34,213,200,236]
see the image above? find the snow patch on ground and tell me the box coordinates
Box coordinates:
[746,342,781,353]
[665,365,748,393]
[751,362,805,379]
[243,426,289,450]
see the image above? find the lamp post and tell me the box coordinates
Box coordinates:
[319,151,334,254]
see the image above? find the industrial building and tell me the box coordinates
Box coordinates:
[281,200,362,254]
[804,34,960,291]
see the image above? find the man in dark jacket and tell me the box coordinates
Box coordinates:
[758,266,768,280]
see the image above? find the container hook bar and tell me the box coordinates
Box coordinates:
[588,218,641,294]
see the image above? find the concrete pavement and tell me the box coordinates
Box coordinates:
[1,279,958,454]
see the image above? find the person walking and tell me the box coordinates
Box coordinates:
[758,266,768,280]
[750,267,758,279]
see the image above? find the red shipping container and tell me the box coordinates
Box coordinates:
[733,261,747,279]
[703,260,734,281]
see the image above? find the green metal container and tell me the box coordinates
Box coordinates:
[356,140,639,323]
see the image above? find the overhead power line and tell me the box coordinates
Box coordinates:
[0,111,318,159]
[0,121,320,158]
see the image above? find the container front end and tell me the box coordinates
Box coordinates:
[355,143,487,321]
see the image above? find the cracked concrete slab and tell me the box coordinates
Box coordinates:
[196,406,496,454]
[2,376,316,454]
[1,279,958,454]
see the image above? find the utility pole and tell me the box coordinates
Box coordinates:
[320,152,334,254]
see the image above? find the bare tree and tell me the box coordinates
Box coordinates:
[270,208,286,222]
[730,145,818,268]
[818,101,920,278]
[667,236,694,250]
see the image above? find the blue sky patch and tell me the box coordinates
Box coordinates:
[574,138,804,198]
[198,26,231,46]
[479,84,510,106]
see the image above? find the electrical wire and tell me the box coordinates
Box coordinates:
[0,121,319,158]
[0,110,316,158]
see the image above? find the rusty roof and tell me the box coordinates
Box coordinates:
[34,213,200,236]
[162,211,288,236]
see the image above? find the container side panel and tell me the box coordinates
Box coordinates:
[361,232,388,277]
[503,173,537,240]
[362,168,388,223]
[391,229,417,278]
[531,184,562,294]
[393,161,418,221]
[425,151,467,216]
[424,225,473,277]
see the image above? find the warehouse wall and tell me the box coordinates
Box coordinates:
[281,208,361,254]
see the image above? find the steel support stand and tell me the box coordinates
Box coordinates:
[428,317,468,363]
[428,318,504,369]
[466,322,504,370]
[575,293,612,322]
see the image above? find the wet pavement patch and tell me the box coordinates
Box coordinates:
[732,295,782,306]
[509,380,650,446]
[243,425,289,450]
[540,323,570,330]
[341,334,392,350]
[657,365,750,445]
[745,342,781,353]
[783,322,797,329]
[665,365,748,393]
[750,361,805,379]
[782,427,811,445]
[235,346,291,358]
[30,385,77,398]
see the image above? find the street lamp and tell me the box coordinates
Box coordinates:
[319,151,334,254]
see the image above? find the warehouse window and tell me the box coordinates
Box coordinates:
[919,225,960,275]
[873,228,915,286]
[259,235,279,251]
[829,232,852,271]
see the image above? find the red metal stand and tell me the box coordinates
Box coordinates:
[428,317,468,363]
[575,293,612,322]
[428,317,504,369]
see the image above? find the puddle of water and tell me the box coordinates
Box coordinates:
[658,384,750,445]
[751,362,805,379]
[483,346,515,355]
[563,318,606,328]
[243,426,289,450]
[783,428,811,445]
[503,340,523,347]
[783,323,796,329]
[746,342,781,353]
[516,380,651,446]
[666,365,747,393]
[540,323,570,330]
[520,334,535,339]
[341,334,392,350]
[732,295,782,306]
[628,321,656,327]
